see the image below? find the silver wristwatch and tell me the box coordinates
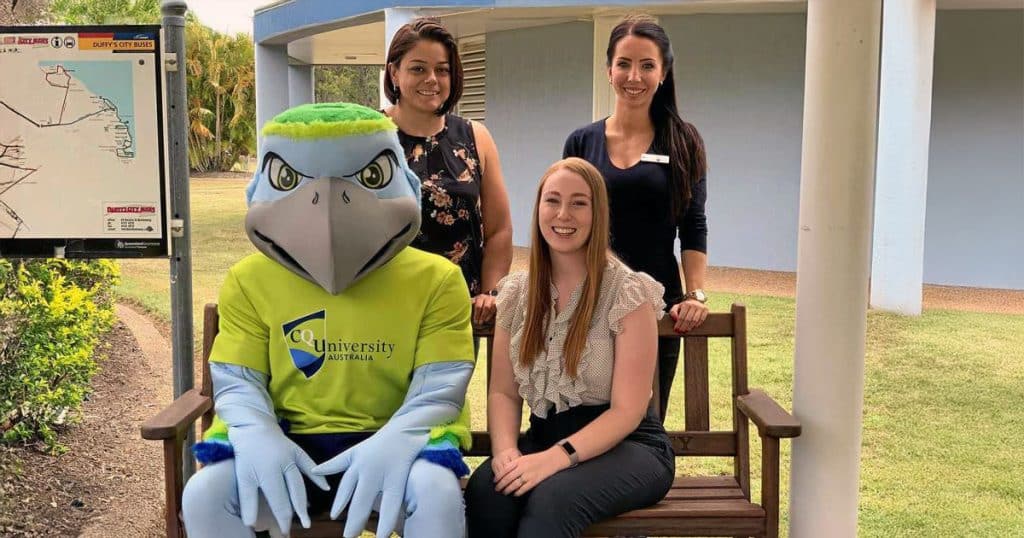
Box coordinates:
[684,289,708,304]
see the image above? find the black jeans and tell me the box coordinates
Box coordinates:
[656,337,681,422]
[465,405,675,538]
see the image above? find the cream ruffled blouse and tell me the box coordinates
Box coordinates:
[494,258,665,418]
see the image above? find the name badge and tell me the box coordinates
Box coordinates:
[640,153,670,164]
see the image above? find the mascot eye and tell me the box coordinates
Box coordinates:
[263,154,307,191]
[355,153,394,190]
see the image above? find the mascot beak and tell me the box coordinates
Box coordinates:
[245,177,420,294]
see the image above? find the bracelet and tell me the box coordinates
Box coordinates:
[556,439,579,468]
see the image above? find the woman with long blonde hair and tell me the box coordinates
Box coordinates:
[464,158,674,537]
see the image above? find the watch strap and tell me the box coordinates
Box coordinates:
[557,439,579,468]
[684,289,707,303]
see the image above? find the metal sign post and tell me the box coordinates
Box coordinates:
[161,0,196,481]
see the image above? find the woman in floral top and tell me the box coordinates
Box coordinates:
[384,18,512,324]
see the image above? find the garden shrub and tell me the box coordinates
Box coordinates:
[0,259,119,452]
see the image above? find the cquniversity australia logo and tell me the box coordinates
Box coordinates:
[282,310,326,378]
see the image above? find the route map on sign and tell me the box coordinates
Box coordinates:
[0,26,168,257]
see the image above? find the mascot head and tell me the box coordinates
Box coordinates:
[245,103,421,294]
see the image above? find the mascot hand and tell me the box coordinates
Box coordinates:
[312,424,424,538]
[211,363,330,534]
[229,420,329,533]
[312,361,473,538]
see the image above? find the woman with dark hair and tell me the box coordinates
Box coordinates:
[563,14,709,421]
[464,158,674,538]
[384,17,512,324]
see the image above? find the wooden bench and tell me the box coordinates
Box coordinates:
[142,302,800,537]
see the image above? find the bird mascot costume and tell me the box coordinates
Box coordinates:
[180,103,474,538]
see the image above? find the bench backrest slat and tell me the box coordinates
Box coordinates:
[659,314,734,338]
[201,306,217,399]
[683,336,710,431]
[730,304,751,497]
[730,303,749,396]
[669,431,737,456]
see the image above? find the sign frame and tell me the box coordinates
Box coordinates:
[0,24,170,259]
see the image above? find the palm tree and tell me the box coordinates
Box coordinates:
[184,21,255,172]
[220,33,255,170]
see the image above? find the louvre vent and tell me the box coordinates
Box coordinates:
[456,36,485,123]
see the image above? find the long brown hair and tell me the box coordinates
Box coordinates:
[383,17,464,115]
[519,158,610,378]
[608,14,707,221]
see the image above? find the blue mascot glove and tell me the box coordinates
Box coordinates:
[311,361,473,538]
[211,363,330,534]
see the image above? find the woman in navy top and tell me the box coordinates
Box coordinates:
[564,14,709,421]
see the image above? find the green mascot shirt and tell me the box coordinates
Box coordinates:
[210,246,475,434]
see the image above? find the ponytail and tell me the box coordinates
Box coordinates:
[652,73,706,221]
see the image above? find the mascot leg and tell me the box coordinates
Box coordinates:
[182,460,285,538]
[401,459,465,538]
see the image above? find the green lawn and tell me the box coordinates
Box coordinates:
[118,179,254,323]
[118,180,1024,537]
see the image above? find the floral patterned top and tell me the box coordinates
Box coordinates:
[397,114,485,296]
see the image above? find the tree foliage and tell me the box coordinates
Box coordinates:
[48,0,161,24]
[0,260,119,452]
[315,65,382,108]
[185,22,255,172]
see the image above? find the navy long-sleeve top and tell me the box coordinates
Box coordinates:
[563,118,707,305]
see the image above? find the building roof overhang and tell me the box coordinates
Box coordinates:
[253,0,1024,64]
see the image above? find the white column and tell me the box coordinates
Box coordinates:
[870,0,937,315]
[789,1,881,537]
[255,43,289,154]
[381,8,421,108]
[592,15,619,121]
[288,64,314,107]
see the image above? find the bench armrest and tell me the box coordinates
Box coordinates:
[736,389,801,438]
[141,388,213,440]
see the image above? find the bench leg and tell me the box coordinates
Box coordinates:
[162,434,185,538]
[762,436,780,538]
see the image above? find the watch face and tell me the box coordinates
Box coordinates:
[693,290,707,303]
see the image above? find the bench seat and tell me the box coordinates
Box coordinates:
[288,477,765,538]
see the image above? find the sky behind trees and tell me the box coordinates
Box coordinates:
[188,0,264,34]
